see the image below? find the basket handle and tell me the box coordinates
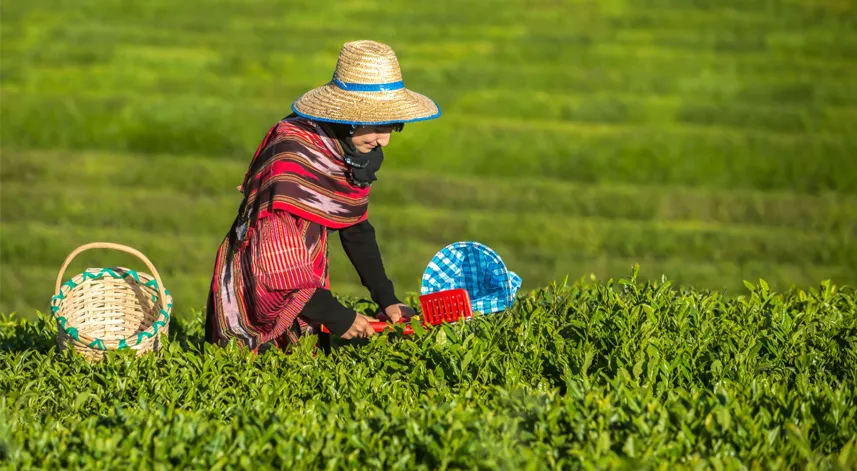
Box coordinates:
[55,242,169,311]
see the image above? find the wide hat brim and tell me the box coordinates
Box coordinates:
[291,82,441,126]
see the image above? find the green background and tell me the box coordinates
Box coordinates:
[2,0,856,319]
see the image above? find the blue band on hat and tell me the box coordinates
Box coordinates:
[332,77,404,92]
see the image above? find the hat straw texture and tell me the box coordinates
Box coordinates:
[292,40,441,125]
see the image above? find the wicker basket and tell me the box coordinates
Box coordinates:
[49,242,173,361]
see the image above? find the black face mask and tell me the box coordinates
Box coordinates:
[323,122,403,188]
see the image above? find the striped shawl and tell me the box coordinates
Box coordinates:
[237,116,370,234]
[205,116,371,350]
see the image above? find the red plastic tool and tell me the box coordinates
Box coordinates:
[419,288,474,326]
[320,288,474,336]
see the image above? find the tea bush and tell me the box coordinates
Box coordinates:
[2,270,855,469]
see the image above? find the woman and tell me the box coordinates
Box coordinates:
[205,40,441,352]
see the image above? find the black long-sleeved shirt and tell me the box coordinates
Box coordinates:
[299,219,400,336]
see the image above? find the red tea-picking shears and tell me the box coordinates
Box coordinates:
[320,289,474,335]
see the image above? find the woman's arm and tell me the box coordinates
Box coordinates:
[338,219,402,310]
[300,289,357,336]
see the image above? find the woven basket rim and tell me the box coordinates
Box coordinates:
[50,267,173,351]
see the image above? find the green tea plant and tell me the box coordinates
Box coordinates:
[2,269,855,470]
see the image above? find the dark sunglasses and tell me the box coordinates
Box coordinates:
[352,123,404,133]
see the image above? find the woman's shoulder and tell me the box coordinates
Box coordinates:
[266,116,340,158]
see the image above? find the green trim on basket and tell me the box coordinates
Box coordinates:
[50,268,173,351]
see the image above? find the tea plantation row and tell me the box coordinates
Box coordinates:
[2,146,856,318]
[3,0,856,193]
[4,90,854,192]
[2,274,856,469]
[5,150,856,231]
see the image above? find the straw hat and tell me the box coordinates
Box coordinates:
[291,40,441,126]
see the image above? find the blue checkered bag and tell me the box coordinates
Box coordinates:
[420,242,522,315]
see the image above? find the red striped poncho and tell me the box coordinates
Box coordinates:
[205,116,370,350]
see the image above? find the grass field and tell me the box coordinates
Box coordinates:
[2,0,856,319]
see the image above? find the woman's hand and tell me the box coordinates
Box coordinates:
[378,303,416,324]
[340,314,377,339]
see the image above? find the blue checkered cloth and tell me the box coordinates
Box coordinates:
[420,242,522,315]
